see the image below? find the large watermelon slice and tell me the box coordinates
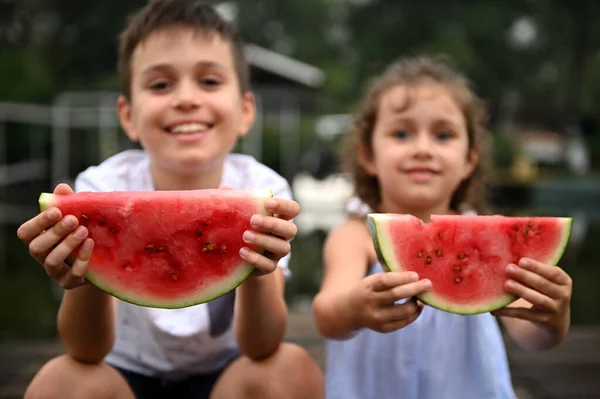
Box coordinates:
[38,189,272,309]
[367,214,572,315]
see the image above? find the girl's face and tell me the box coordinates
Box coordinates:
[360,82,478,215]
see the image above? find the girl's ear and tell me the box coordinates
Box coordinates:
[357,141,377,176]
[463,148,480,180]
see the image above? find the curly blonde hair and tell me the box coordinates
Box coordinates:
[341,55,491,215]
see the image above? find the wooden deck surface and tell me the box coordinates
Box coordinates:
[1,311,599,398]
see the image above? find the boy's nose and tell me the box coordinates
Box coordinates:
[173,80,200,111]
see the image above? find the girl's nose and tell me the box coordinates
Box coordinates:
[412,132,433,158]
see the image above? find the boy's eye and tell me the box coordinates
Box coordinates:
[148,80,170,91]
[200,77,222,87]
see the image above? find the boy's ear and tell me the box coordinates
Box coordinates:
[237,91,256,138]
[357,141,377,176]
[463,148,480,180]
[117,95,138,142]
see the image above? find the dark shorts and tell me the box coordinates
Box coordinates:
[114,366,229,399]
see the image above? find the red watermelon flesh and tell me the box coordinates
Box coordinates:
[367,213,572,315]
[38,189,272,309]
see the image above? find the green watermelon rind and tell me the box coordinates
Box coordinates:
[38,189,273,309]
[367,213,573,315]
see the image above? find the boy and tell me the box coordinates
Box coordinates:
[17,0,324,398]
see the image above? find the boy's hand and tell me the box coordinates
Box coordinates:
[239,197,300,276]
[16,184,94,289]
[350,271,431,333]
[492,258,572,333]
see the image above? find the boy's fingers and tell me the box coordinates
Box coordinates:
[243,231,290,259]
[59,239,93,289]
[53,183,75,195]
[249,215,297,240]
[70,238,94,279]
[368,272,419,292]
[239,247,278,274]
[43,226,89,271]
[264,198,300,221]
[518,258,571,286]
[17,208,63,243]
[28,216,80,258]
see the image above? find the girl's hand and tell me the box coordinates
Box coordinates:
[16,184,94,289]
[239,197,300,276]
[492,258,572,334]
[350,271,432,333]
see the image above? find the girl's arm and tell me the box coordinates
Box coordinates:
[313,218,429,339]
[498,297,570,351]
[313,219,373,339]
[494,258,572,351]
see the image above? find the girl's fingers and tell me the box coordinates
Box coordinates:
[378,300,422,322]
[492,306,551,325]
[506,263,564,299]
[380,279,432,304]
[518,258,571,286]
[378,308,422,333]
[503,279,556,312]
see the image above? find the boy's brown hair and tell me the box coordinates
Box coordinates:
[342,55,490,214]
[117,0,250,99]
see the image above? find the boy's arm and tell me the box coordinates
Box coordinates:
[234,268,287,360]
[58,287,118,363]
[232,193,298,360]
[18,183,117,363]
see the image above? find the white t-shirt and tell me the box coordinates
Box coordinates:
[73,149,293,380]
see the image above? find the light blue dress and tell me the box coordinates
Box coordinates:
[324,261,517,399]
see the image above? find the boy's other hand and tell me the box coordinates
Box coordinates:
[16,183,94,289]
[239,197,300,276]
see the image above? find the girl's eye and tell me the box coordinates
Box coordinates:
[394,130,410,139]
[436,131,453,141]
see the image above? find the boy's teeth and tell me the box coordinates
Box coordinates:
[170,123,208,134]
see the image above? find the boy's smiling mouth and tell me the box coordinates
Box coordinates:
[165,122,211,134]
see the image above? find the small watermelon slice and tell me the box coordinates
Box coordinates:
[367,213,573,315]
[38,189,273,309]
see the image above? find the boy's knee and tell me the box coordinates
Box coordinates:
[24,355,133,399]
[258,343,324,398]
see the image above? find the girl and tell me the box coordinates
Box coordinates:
[312,55,573,399]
